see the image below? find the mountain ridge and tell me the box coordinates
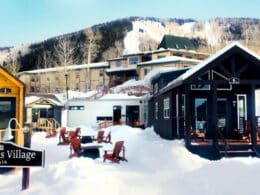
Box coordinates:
[1,16,259,72]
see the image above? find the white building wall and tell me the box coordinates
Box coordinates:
[67,98,146,127]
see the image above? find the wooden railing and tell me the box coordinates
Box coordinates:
[98,120,114,129]
[36,118,60,132]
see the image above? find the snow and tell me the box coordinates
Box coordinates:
[55,90,97,103]
[180,22,195,34]
[18,62,108,75]
[99,93,141,100]
[1,125,260,195]
[124,20,164,54]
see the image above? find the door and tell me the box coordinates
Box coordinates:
[126,106,140,127]
[237,94,247,134]
[194,98,208,135]
[113,106,122,124]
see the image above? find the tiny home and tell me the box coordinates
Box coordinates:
[67,94,148,128]
[149,42,260,159]
[0,67,25,146]
[25,95,63,131]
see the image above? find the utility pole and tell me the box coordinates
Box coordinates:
[86,39,92,92]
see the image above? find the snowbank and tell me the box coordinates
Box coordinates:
[1,125,260,195]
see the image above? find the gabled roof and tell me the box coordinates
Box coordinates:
[0,66,25,88]
[164,42,260,91]
[158,35,198,50]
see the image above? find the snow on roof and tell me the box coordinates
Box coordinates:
[55,90,98,103]
[25,96,63,106]
[143,67,186,85]
[106,66,137,73]
[138,56,201,66]
[112,79,150,93]
[99,93,141,100]
[165,42,260,89]
[18,62,109,75]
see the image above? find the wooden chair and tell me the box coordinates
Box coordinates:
[58,127,81,145]
[243,120,251,141]
[69,137,102,159]
[92,130,112,144]
[103,141,127,163]
[69,138,81,158]
[92,130,105,143]
[58,127,70,145]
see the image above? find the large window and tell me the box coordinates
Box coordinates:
[155,102,158,120]
[154,83,158,94]
[164,98,170,119]
[129,56,139,65]
[195,98,207,133]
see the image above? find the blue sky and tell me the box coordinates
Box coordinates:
[0,0,259,47]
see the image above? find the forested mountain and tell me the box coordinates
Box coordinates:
[1,17,259,73]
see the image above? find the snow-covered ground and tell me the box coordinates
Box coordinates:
[1,125,260,195]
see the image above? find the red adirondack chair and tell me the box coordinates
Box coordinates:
[58,127,70,145]
[103,141,127,163]
[69,137,81,158]
[58,127,81,145]
[92,130,112,144]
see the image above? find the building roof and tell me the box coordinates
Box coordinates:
[158,35,198,50]
[137,56,201,67]
[17,62,109,75]
[106,66,137,74]
[0,66,25,88]
[150,67,190,84]
[163,42,260,91]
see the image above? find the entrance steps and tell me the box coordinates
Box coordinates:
[218,144,257,157]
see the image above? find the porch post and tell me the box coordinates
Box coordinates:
[184,84,191,146]
[249,84,257,146]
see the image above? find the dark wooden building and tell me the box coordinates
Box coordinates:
[149,42,260,159]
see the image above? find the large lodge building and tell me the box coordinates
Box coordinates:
[17,48,209,94]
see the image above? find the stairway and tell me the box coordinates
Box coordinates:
[218,143,257,158]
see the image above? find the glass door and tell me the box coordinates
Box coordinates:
[195,98,207,135]
[237,94,247,134]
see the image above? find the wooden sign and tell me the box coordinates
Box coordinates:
[0,141,45,167]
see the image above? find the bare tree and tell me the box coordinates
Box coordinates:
[5,57,21,76]
[54,36,77,99]
[82,29,102,64]
[81,29,102,91]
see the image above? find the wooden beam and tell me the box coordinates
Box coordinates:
[236,64,248,77]
[219,64,232,78]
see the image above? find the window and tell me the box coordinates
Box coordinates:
[0,88,11,94]
[69,106,85,110]
[164,98,170,119]
[116,60,121,67]
[76,71,80,79]
[129,56,139,65]
[99,69,104,77]
[144,68,150,76]
[155,102,158,120]
[181,95,185,117]
[154,83,158,94]
[157,55,166,59]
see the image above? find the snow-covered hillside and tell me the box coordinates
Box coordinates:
[0,45,30,65]
[123,19,218,54]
